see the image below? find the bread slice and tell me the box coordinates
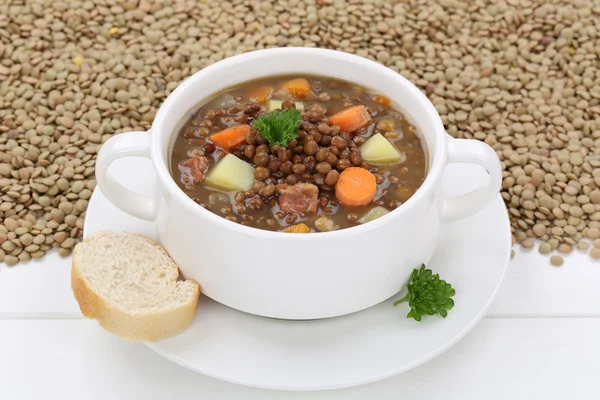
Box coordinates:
[71,231,200,342]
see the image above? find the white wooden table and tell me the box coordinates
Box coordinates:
[1,247,599,399]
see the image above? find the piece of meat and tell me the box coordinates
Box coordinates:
[276,183,319,215]
[179,156,210,184]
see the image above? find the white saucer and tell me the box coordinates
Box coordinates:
[84,157,510,391]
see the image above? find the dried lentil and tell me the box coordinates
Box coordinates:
[550,255,564,267]
[2,0,600,265]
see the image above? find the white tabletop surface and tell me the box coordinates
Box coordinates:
[1,244,599,399]
[2,159,600,398]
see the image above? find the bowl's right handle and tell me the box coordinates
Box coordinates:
[438,137,502,223]
[96,130,159,221]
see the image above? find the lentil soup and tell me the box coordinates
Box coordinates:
[170,75,427,232]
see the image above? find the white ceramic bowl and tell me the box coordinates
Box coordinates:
[96,48,501,320]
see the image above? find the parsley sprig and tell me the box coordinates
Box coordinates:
[394,264,455,322]
[252,108,301,146]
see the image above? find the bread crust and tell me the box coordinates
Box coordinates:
[71,232,200,342]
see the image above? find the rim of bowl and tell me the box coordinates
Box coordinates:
[151,47,447,240]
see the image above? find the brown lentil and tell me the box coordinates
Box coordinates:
[3,0,600,264]
[550,255,564,267]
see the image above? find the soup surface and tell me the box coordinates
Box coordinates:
[170,75,427,233]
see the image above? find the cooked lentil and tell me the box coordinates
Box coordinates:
[171,75,427,232]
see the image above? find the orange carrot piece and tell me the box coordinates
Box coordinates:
[210,124,252,149]
[329,105,372,133]
[248,86,273,103]
[335,167,377,207]
[372,94,391,107]
[281,78,311,97]
[282,223,311,233]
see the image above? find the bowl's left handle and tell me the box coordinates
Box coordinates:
[96,130,159,221]
[438,137,502,223]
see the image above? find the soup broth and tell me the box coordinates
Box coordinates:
[170,75,427,232]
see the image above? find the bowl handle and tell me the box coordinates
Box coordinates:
[438,137,502,222]
[96,130,159,221]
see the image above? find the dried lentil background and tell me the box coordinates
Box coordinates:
[1,0,600,266]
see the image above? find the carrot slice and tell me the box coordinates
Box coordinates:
[248,86,273,103]
[335,167,377,207]
[372,94,391,107]
[329,105,372,133]
[281,78,311,97]
[210,124,252,149]
[282,223,311,233]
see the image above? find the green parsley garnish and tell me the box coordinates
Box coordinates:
[393,264,455,322]
[252,108,301,146]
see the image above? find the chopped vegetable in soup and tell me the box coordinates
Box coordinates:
[170,75,427,232]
